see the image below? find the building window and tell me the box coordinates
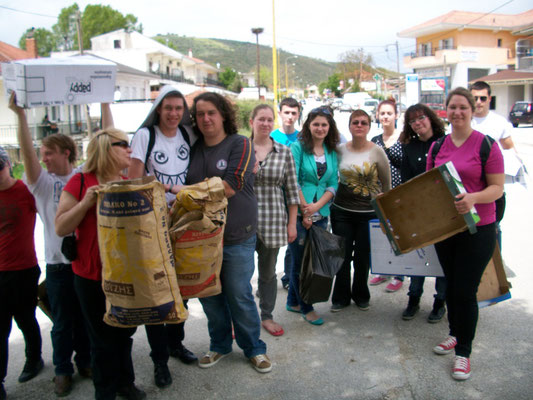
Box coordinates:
[114,40,121,49]
[497,38,502,47]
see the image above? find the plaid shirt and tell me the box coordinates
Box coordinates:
[255,141,300,248]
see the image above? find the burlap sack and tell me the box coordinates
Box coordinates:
[169,177,227,299]
[97,176,188,327]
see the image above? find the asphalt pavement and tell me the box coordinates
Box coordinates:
[4,125,533,400]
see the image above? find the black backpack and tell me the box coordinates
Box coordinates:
[430,135,505,222]
[143,125,191,173]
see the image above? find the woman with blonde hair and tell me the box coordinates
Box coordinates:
[55,128,145,399]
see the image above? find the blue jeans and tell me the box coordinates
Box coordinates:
[407,276,447,301]
[46,263,91,376]
[281,247,292,285]
[199,235,266,358]
[287,217,328,314]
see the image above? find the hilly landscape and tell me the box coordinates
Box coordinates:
[154,34,336,87]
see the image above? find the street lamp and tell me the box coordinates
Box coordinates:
[251,27,264,99]
[284,55,298,96]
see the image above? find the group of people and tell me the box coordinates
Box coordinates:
[0,80,509,400]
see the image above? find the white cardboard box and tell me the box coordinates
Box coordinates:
[2,55,116,108]
[369,220,444,277]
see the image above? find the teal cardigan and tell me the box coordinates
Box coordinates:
[290,140,339,217]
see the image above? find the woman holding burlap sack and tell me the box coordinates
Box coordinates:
[186,92,272,373]
[55,128,145,399]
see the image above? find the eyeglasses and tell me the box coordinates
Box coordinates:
[408,115,428,126]
[111,140,130,149]
[474,96,488,102]
[351,120,369,126]
[310,107,332,116]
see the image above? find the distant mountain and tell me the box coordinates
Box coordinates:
[153,34,336,87]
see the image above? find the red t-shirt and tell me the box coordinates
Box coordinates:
[0,180,38,271]
[64,172,102,280]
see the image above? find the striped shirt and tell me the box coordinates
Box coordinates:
[255,141,300,248]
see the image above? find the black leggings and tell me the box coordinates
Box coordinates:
[434,223,495,357]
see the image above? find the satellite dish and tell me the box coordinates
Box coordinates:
[151,62,160,73]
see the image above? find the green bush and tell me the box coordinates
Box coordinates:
[235,99,264,137]
[12,163,24,180]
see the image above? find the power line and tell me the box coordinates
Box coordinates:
[0,5,56,19]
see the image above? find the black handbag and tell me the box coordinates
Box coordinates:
[61,173,84,262]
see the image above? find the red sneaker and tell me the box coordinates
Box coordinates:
[433,336,457,355]
[369,276,388,286]
[452,356,471,380]
[385,278,403,292]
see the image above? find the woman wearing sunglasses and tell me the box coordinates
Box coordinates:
[286,107,339,325]
[330,110,391,312]
[399,104,447,322]
[428,87,503,380]
[369,98,405,292]
[55,130,146,399]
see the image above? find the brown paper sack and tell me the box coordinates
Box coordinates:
[97,176,188,327]
[169,177,227,299]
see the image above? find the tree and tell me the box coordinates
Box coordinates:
[337,48,374,91]
[52,3,80,51]
[81,5,142,50]
[319,73,342,97]
[219,67,237,89]
[19,3,143,54]
[18,28,56,57]
[259,66,273,90]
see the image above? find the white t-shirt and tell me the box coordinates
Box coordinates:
[472,111,512,145]
[25,167,81,265]
[130,125,191,204]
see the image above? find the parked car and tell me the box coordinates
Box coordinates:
[509,101,533,127]
[331,98,344,110]
[362,99,379,121]
[427,103,448,123]
[339,103,353,113]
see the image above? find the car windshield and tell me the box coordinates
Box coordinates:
[512,103,528,112]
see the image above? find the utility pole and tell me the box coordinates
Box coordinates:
[74,10,93,139]
[396,40,402,111]
[251,28,264,100]
[272,0,278,117]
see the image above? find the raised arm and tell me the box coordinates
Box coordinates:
[9,92,41,184]
[101,103,114,129]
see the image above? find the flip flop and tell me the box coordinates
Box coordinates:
[263,325,285,337]
[303,315,324,326]
[286,305,301,314]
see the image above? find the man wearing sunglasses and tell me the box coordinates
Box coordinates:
[8,94,91,397]
[470,81,515,151]
[129,85,198,389]
[469,81,517,249]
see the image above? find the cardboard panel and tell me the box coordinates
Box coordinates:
[371,162,478,255]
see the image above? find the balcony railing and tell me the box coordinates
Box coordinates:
[0,120,100,146]
[406,46,457,58]
[203,77,225,88]
[155,72,194,85]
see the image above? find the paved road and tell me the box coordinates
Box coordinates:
[5,126,533,399]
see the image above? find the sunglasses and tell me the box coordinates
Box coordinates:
[351,120,369,126]
[474,96,488,102]
[310,107,332,116]
[111,140,130,149]
[408,115,427,126]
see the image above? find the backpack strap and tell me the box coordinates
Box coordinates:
[178,125,191,148]
[78,172,84,200]
[430,136,446,166]
[479,135,495,182]
[144,126,156,174]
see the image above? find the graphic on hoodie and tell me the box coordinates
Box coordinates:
[130,85,197,203]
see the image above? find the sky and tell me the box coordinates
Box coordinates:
[0,0,531,72]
